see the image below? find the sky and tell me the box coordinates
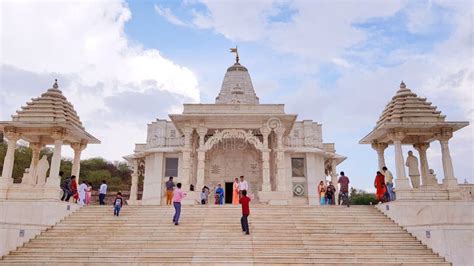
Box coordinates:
[1,0,473,192]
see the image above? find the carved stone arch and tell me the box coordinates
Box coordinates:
[204,129,264,152]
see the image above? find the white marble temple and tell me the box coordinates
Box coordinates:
[124,56,346,205]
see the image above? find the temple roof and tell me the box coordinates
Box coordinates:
[0,80,100,144]
[359,82,469,144]
[376,81,445,126]
[215,60,260,104]
[12,80,84,129]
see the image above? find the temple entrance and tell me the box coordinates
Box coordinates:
[225,182,233,204]
[205,138,262,201]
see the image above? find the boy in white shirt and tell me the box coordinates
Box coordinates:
[238,176,249,198]
[99,180,108,205]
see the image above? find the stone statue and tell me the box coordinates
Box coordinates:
[405,151,420,188]
[35,155,50,185]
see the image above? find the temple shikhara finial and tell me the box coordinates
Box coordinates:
[230,46,239,64]
[400,80,406,88]
[53,79,58,89]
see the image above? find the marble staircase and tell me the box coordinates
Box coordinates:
[1,205,450,265]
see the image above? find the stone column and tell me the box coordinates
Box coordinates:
[371,142,388,170]
[196,127,207,190]
[330,159,339,204]
[21,142,42,185]
[129,159,139,202]
[71,142,87,182]
[261,127,271,192]
[436,130,458,189]
[275,127,287,191]
[413,143,431,186]
[181,127,193,189]
[45,130,65,188]
[389,132,411,190]
[1,131,21,184]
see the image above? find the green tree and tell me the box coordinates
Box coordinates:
[350,187,377,205]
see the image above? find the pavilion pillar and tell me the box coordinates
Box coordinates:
[181,127,193,189]
[330,159,339,204]
[261,127,271,192]
[196,127,207,190]
[21,143,42,185]
[435,130,461,200]
[129,159,139,202]
[275,127,287,191]
[371,142,388,170]
[46,130,65,188]
[71,142,87,182]
[0,131,21,196]
[389,132,411,190]
[413,143,433,186]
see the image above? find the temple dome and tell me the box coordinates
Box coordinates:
[215,61,259,104]
[376,81,446,126]
[11,80,85,130]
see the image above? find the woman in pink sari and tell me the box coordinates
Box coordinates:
[85,182,92,205]
[232,178,239,205]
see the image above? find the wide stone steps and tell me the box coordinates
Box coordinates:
[0,205,450,265]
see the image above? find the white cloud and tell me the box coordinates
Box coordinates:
[0,0,201,160]
[191,1,404,60]
[154,4,188,26]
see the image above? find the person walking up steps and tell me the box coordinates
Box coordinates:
[172,183,186,225]
[99,180,107,205]
[165,176,175,205]
[113,192,123,216]
[240,190,251,235]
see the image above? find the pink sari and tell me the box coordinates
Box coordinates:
[85,186,92,205]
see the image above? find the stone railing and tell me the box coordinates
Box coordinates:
[146,137,185,148]
[283,137,322,148]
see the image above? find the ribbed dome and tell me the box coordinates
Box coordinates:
[11,80,84,130]
[376,82,446,126]
[215,62,259,104]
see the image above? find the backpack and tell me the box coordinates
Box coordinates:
[61,179,69,190]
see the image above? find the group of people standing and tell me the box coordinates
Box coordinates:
[165,175,252,235]
[374,166,395,203]
[60,173,108,206]
[317,171,351,206]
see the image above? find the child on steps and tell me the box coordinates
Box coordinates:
[113,192,123,216]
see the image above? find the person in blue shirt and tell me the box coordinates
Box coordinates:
[215,184,224,205]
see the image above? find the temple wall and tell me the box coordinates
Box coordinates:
[377,201,474,266]
[0,200,80,257]
[142,153,164,205]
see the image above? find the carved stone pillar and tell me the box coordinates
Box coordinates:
[330,159,339,204]
[389,132,411,190]
[275,127,286,191]
[71,142,87,183]
[413,143,432,186]
[21,142,42,185]
[46,130,65,188]
[1,130,21,184]
[181,127,193,189]
[261,127,271,192]
[129,159,139,202]
[436,130,458,189]
[371,142,388,170]
[196,127,207,190]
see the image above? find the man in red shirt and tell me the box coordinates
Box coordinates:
[239,190,251,235]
